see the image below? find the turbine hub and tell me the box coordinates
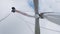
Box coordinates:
[39,13,44,19]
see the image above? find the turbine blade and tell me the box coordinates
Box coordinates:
[44,12,60,19]
[43,12,54,14]
[34,0,39,13]
[44,14,60,25]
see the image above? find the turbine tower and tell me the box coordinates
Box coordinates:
[33,0,40,34]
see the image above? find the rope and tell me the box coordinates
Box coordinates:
[0,12,12,23]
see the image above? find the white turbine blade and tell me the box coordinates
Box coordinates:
[44,12,60,19]
[42,12,60,14]
[44,15,60,19]
[44,12,60,25]
[40,12,54,14]
[44,12,54,13]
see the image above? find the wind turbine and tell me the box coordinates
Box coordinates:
[11,0,60,34]
[11,0,40,34]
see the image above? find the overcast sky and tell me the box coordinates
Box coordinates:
[0,0,60,34]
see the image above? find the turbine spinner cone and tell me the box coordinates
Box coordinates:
[39,13,44,19]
